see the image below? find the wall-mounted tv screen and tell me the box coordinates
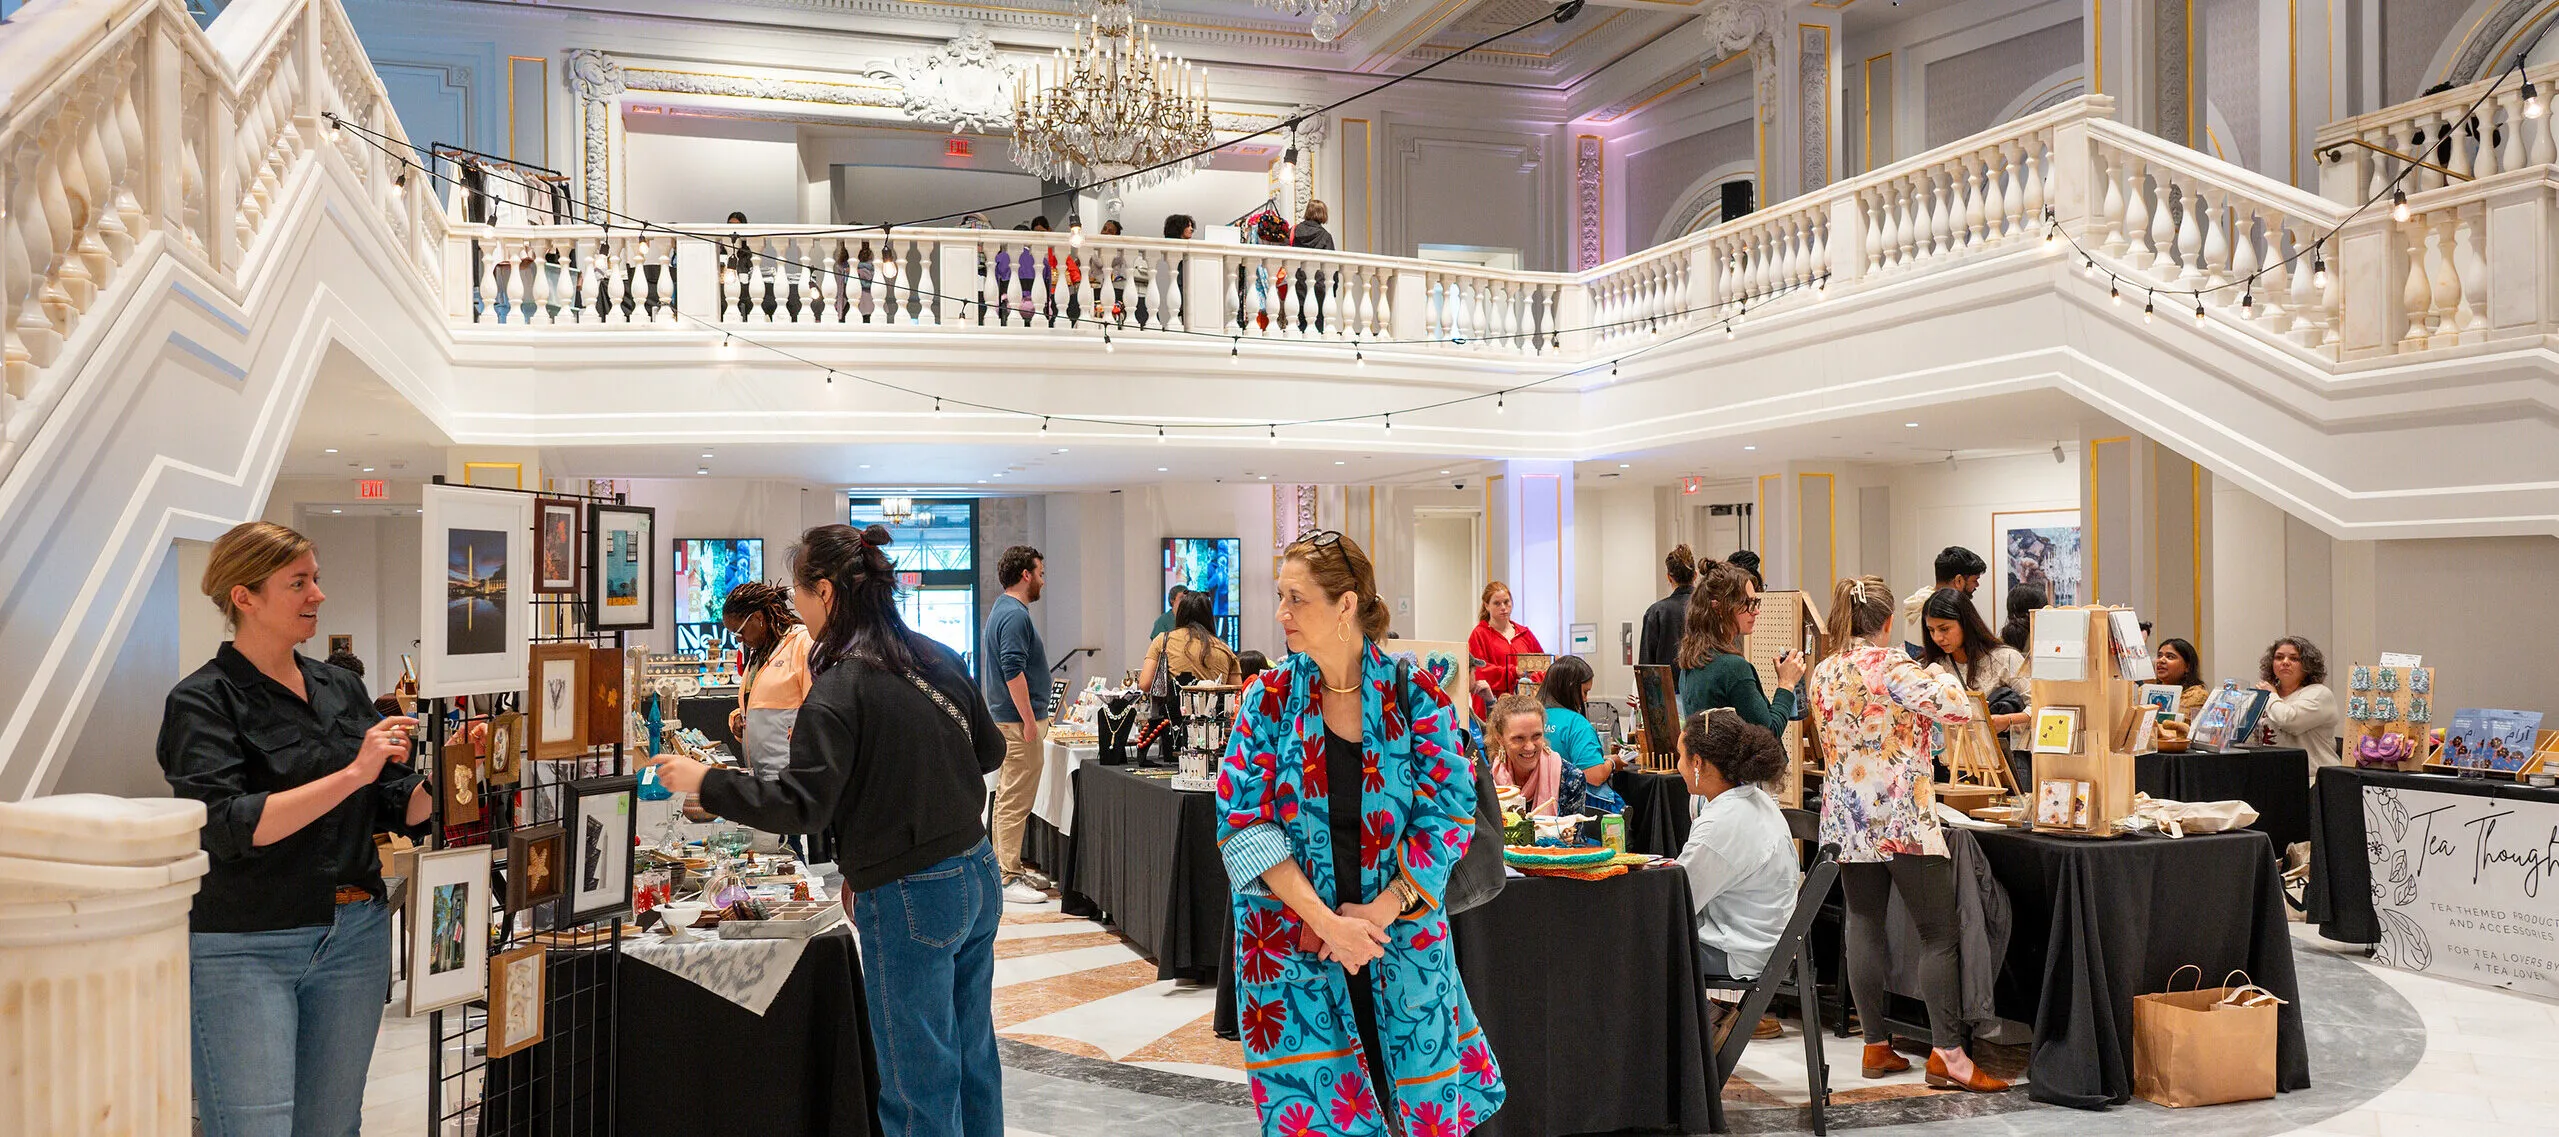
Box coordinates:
[674,538,765,657]
[1162,538,1242,649]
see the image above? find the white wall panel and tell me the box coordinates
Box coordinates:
[623,118,805,224]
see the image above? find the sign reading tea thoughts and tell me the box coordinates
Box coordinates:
[2362,784,2559,999]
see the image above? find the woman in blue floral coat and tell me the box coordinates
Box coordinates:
[1217,530,1506,1137]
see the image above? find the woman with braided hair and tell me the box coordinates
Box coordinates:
[722,579,812,781]
[1807,575,2005,1093]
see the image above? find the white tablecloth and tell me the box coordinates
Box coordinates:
[621,932,811,1016]
[1032,740,1102,834]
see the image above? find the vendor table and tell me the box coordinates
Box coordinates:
[1611,769,1692,856]
[1971,828,2308,1109]
[674,695,740,753]
[2306,766,2559,1001]
[1065,765,1230,981]
[2134,746,2312,855]
[613,926,878,1137]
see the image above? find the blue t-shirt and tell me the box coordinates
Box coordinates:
[980,594,1049,723]
[1544,706,1627,815]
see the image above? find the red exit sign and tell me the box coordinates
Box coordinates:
[946,137,973,158]
[358,480,386,499]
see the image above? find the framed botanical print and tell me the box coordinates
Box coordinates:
[564,775,637,925]
[535,498,583,596]
[587,504,657,631]
[486,943,548,1059]
[486,711,524,786]
[505,822,566,912]
[528,644,590,761]
[586,647,626,747]
[406,845,494,1015]
[419,485,533,699]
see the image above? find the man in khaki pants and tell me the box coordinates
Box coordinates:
[982,546,1052,904]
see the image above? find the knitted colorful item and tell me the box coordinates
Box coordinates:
[1519,863,1629,881]
[1503,844,1615,870]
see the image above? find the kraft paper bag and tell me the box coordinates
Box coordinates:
[2133,966,2282,1108]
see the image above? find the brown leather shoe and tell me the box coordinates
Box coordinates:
[1924,1051,2011,1093]
[1752,1015,1783,1040]
[1860,1042,1910,1077]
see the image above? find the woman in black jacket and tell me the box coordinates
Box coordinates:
[649,523,1005,1137]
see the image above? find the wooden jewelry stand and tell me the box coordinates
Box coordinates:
[1743,589,1823,808]
[2026,606,2139,837]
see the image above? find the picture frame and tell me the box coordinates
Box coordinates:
[406,845,494,1015]
[486,943,548,1059]
[2031,704,2083,755]
[505,822,566,912]
[442,744,482,825]
[1991,507,2083,616]
[528,644,590,761]
[419,485,533,699]
[1633,663,1680,769]
[534,498,583,596]
[564,775,637,925]
[327,634,354,657]
[486,711,524,786]
[587,504,658,631]
[586,647,626,747]
[2139,684,2184,719]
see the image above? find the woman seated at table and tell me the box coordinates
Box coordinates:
[1537,655,1629,814]
[2156,637,2209,720]
[1915,588,2031,750]
[1138,590,1241,690]
[1489,693,1575,817]
[1677,560,1805,734]
[1674,709,1800,985]
[2256,635,2341,771]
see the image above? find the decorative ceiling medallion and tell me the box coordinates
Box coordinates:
[865,26,1019,134]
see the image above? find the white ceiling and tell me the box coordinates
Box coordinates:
[277,347,455,482]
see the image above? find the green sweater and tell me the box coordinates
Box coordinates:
[1676,652,1797,737]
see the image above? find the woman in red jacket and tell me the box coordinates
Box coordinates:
[1468,580,1545,719]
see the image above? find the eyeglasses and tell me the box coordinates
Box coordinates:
[1291,529,1347,561]
[1731,597,1763,614]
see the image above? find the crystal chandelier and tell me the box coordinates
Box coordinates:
[1257,0,1390,43]
[1011,0,1217,198]
[878,497,916,524]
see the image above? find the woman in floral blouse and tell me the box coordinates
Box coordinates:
[1808,576,2008,1094]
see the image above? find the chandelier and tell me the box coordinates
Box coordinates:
[878,497,916,524]
[1256,0,1389,43]
[1011,0,1217,197]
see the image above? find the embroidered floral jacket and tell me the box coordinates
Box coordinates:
[1809,641,1977,862]
[1216,643,1506,1137]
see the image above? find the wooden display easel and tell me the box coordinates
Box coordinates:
[2026,606,2139,837]
[1942,692,2022,799]
[1742,590,1824,808]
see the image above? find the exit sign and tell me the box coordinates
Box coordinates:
[1681,477,1702,495]
[946,137,973,158]
[358,480,386,499]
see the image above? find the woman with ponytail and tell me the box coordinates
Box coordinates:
[1806,576,2007,1094]
[649,524,1008,1137]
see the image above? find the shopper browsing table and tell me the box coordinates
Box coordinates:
[722,579,814,780]
[1673,709,1800,984]
[158,522,433,1137]
[650,524,1007,1137]
[1138,590,1241,690]
[1916,588,2031,748]
[1537,655,1630,813]
[2255,636,2341,772]
[1676,561,1806,734]
[1218,529,1506,1137]
[1807,576,2007,1093]
[1468,580,1544,719]
[982,545,1054,904]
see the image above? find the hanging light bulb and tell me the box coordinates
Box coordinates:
[1069,222,1084,248]
[2143,294,2155,323]
[1611,360,1619,377]
[2311,248,2329,289]
[934,396,943,414]
[2193,299,2207,325]
[2527,78,2544,120]
[2085,254,2100,279]
[2110,279,2123,305]
[1158,425,1167,443]
[1281,145,1300,188]
[2391,187,2411,223]
[719,333,734,357]
[2240,289,2255,318]
[1724,321,1736,340]
[1383,413,1393,433]
[1042,416,1051,433]
[1354,341,1364,366]
[1495,392,1506,414]
[824,370,833,385]
[1230,337,1240,365]
[1103,328,1114,352]
[1268,424,1278,445]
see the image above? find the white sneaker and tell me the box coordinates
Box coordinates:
[1002,880,1049,905]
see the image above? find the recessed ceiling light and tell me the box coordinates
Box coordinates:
[1334,460,1346,466]
[323,448,338,454]
[1440,469,1451,474]
[1618,463,1631,468]
[1904,422,1919,428]
[978,479,988,484]
[361,466,375,473]
[695,468,708,475]
[1259,474,1269,480]
[1743,445,1757,451]
[992,472,1004,477]
[1054,448,1069,454]
[858,464,871,469]
[330,509,343,514]
[702,452,715,458]
[1156,467,1169,472]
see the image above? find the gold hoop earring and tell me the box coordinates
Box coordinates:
[1337,621,1351,643]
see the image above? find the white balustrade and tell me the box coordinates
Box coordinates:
[2314,61,2559,206]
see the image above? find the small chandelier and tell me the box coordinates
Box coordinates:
[1257,0,1391,43]
[878,497,916,524]
[1012,0,1217,198]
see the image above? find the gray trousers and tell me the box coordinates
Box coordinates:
[1840,855,1966,1050]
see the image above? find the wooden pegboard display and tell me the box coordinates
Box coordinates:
[2025,606,2142,837]
[1742,589,1824,809]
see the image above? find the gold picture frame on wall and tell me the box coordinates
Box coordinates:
[463,462,525,490]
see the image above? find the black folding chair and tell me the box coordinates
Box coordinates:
[1783,806,1855,1038]
[1702,846,1840,1135]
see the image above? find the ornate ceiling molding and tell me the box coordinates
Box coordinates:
[862,25,1018,133]
[1698,0,1777,124]
[1574,134,1603,270]
[1798,24,1827,191]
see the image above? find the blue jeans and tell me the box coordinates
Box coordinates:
[848,840,1005,1137]
[189,898,392,1137]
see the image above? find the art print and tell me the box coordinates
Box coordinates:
[486,711,524,786]
[564,776,636,925]
[419,486,531,698]
[506,822,565,911]
[535,499,582,595]
[587,504,657,630]
[486,944,548,1059]
[1991,508,2082,615]
[405,845,493,1014]
[528,644,589,760]
[446,528,509,657]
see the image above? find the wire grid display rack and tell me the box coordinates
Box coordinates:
[421,482,634,1137]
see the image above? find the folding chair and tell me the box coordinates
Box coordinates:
[1702,846,1840,1135]
[1783,807,1854,1038]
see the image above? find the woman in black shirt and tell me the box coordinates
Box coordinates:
[650,524,1006,1137]
[158,522,430,1137]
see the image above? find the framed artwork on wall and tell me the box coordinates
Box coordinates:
[528,644,590,760]
[587,504,657,631]
[486,944,548,1059]
[564,775,637,925]
[1991,508,2083,615]
[534,498,582,595]
[406,845,494,1015]
[418,485,532,699]
[586,647,626,747]
[486,711,524,786]
[505,822,566,912]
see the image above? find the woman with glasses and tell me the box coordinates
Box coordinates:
[721,580,813,781]
[1676,561,1805,736]
[1218,530,1506,1137]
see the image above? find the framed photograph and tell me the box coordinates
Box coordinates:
[486,711,524,786]
[1991,508,2083,616]
[406,845,493,1015]
[528,644,590,760]
[587,647,626,747]
[506,823,566,911]
[328,634,354,656]
[588,504,658,631]
[419,485,533,699]
[486,944,548,1059]
[2031,704,2083,755]
[564,776,637,925]
[535,498,583,596]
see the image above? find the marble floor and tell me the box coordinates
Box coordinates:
[355,906,2553,1136]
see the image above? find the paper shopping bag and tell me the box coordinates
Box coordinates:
[2133,966,2281,1107]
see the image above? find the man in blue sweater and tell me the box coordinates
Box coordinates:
[983,545,1053,904]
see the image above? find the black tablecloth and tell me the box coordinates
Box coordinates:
[675,695,740,752]
[2135,746,2312,854]
[2304,765,2559,943]
[1611,769,1692,856]
[614,929,878,1136]
[1454,868,1719,1137]
[1022,814,1098,920]
[1971,829,2308,1109]
[1067,765,1230,981]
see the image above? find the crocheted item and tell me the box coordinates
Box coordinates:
[1503,844,1615,869]
[1519,863,1629,881]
